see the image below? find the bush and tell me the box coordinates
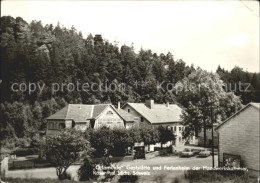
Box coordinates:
[15,137,31,148]
[2,138,16,150]
[88,126,161,158]
[97,157,118,182]
[44,129,92,180]
[14,147,37,156]
[118,174,139,182]
[78,157,95,181]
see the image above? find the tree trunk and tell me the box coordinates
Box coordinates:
[203,119,207,147]
[195,122,199,137]
[57,167,68,180]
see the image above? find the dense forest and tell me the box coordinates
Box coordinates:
[0,16,259,147]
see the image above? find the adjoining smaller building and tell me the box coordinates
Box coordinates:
[217,103,259,172]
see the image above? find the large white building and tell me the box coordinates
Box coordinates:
[121,100,194,146]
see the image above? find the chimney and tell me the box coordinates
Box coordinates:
[145,100,154,109]
[166,102,169,107]
[118,102,121,109]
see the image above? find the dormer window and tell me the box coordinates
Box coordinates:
[107,111,113,115]
[141,117,144,122]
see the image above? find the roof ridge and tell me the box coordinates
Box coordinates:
[216,103,259,129]
[65,104,70,119]
[90,105,94,118]
[93,104,111,119]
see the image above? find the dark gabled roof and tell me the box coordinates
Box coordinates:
[117,109,138,122]
[216,102,260,130]
[46,105,69,120]
[66,104,94,122]
[92,104,109,118]
[46,104,109,122]
[123,103,182,124]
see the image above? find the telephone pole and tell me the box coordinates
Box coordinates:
[210,103,215,168]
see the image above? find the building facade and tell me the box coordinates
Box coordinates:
[121,100,194,146]
[217,103,260,172]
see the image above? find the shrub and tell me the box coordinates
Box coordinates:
[43,129,93,180]
[118,174,139,182]
[15,137,31,148]
[14,147,37,156]
[88,126,161,158]
[98,157,118,182]
[78,157,95,181]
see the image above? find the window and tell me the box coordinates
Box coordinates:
[171,127,173,132]
[179,127,181,131]
[49,122,54,129]
[141,117,144,122]
[59,123,65,129]
[107,122,113,129]
[107,111,113,115]
[128,109,130,113]
[127,123,133,129]
[182,127,184,131]
[97,120,102,128]
[174,126,176,131]
[117,122,121,128]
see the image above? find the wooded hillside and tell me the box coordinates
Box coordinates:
[0,16,259,145]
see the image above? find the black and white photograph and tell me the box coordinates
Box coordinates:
[0,0,259,183]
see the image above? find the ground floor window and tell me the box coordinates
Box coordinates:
[107,122,113,128]
[59,123,65,129]
[97,120,102,128]
[117,122,122,128]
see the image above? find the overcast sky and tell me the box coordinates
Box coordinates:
[1,0,259,72]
